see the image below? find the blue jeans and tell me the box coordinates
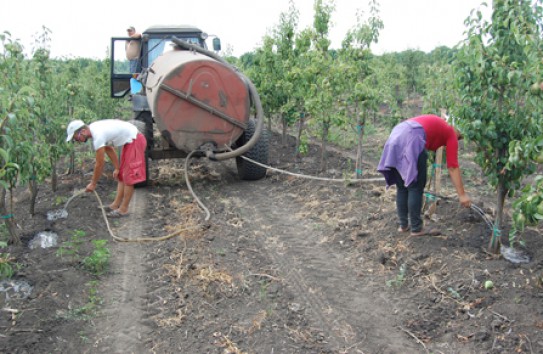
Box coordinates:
[129,59,140,73]
[393,150,427,232]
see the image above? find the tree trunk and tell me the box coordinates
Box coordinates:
[320,123,329,172]
[295,113,305,160]
[0,188,19,245]
[355,103,365,179]
[489,179,507,253]
[281,113,288,147]
[29,179,38,216]
[69,151,75,175]
[51,157,58,192]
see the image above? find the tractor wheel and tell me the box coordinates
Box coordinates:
[134,111,154,149]
[134,150,150,188]
[236,118,269,180]
[132,111,153,188]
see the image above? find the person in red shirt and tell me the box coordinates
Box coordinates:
[378,114,471,236]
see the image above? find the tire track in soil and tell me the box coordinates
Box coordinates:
[228,180,419,354]
[87,190,151,353]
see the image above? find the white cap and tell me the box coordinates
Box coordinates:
[66,120,85,142]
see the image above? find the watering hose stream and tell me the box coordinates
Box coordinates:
[425,191,495,231]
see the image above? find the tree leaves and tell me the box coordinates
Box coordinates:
[452,0,543,248]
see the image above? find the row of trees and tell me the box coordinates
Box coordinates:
[233,0,543,252]
[2,0,543,252]
[0,29,126,244]
[234,1,459,175]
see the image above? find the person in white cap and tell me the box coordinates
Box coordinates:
[66,119,147,217]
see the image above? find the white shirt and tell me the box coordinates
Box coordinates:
[89,119,138,150]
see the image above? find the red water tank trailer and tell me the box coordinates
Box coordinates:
[145,50,251,152]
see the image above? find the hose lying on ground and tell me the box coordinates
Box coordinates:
[233,150,386,183]
[64,189,200,243]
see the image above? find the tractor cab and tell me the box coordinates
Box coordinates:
[110,25,221,98]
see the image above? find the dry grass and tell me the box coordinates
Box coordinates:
[213,333,248,354]
[247,310,267,335]
[163,201,203,239]
[163,249,187,280]
[155,307,187,327]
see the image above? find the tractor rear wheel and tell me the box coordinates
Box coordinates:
[236,118,269,180]
[129,111,153,188]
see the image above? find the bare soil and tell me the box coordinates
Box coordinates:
[1,127,543,354]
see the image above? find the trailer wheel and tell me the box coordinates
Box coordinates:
[236,118,269,180]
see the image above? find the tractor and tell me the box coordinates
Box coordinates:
[110,25,269,185]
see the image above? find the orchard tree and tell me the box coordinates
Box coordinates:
[273,0,299,146]
[77,59,121,119]
[247,35,278,130]
[0,32,30,244]
[422,46,458,114]
[370,54,408,127]
[452,0,543,252]
[31,28,64,196]
[422,64,457,115]
[393,49,428,97]
[339,0,382,178]
[304,0,341,171]
[289,28,313,158]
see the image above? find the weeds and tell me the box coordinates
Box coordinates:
[0,241,17,280]
[386,263,407,287]
[64,280,102,320]
[259,280,269,301]
[57,230,110,275]
[447,287,462,299]
[0,253,16,280]
[79,331,90,344]
[83,240,110,275]
[52,195,68,207]
[0,224,9,243]
[341,159,354,184]
[56,229,86,260]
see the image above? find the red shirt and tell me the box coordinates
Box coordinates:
[409,115,459,168]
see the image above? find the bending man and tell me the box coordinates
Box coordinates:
[66,119,147,217]
[377,114,471,236]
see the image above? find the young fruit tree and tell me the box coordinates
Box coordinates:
[304,0,352,171]
[0,33,29,244]
[338,0,382,178]
[452,0,543,253]
[272,1,300,146]
[247,35,278,132]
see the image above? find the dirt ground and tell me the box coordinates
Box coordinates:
[1,126,543,354]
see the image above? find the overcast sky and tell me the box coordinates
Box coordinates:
[2,0,488,59]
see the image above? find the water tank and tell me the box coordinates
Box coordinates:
[145,50,250,152]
